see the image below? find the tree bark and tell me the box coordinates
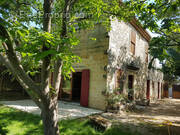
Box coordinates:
[41,0,61,135]
[41,98,59,135]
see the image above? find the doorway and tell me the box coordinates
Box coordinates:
[128,75,134,101]
[72,72,82,102]
[59,70,90,107]
[158,82,160,99]
[146,80,150,99]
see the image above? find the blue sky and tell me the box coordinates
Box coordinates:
[147,29,159,37]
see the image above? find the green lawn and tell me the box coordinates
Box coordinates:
[0,105,138,135]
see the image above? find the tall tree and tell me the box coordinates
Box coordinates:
[0,0,137,134]
[131,0,180,78]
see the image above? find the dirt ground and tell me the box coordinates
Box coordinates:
[101,98,180,135]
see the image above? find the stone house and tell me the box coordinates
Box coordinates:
[59,18,164,110]
[0,18,164,110]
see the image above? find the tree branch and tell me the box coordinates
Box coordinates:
[148,56,155,69]
[41,0,54,96]
[51,0,79,95]
[0,24,42,106]
[0,53,42,108]
[157,30,180,47]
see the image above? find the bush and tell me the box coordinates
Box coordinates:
[0,123,8,135]
[103,89,135,112]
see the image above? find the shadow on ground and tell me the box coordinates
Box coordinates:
[101,99,180,135]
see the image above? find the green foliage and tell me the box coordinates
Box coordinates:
[0,122,8,135]
[0,0,140,78]
[103,88,130,110]
[131,0,180,77]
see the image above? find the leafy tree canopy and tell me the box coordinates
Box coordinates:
[0,0,137,77]
[131,0,180,79]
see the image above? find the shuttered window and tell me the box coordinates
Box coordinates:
[131,31,136,55]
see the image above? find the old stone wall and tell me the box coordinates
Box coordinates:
[72,20,164,110]
[73,25,109,110]
[107,19,163,101]
[148,69,164,101]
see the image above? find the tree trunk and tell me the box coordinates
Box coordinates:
[41,0,60,134]
[41,99,59,135]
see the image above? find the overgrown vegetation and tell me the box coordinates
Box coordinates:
[103,89,134,112]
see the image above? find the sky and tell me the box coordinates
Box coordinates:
[147,29,159,37]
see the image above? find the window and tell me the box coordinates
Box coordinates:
[116,69,124,93]
[131,31,136,55]
[145,45,149,63]
[128,75,134,89]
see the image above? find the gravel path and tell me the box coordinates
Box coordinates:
[0,100,103,120]
[101,98,180,135]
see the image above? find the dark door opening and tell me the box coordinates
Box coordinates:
[158,82,160,99]
[128,75,134,101]
[72,72,82,102]
[146,80,150,99]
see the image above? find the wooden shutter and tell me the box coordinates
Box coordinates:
[80,69,90,107]
[131,31,136,55]
[131,43,135,55]
[131,31,136,44]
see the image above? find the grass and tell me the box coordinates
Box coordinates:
[0,105,139,135]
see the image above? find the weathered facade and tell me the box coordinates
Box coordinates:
[73,25,108,110]
[60,19,164,110]
[107,19,163,103]
[60,25,108,110]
